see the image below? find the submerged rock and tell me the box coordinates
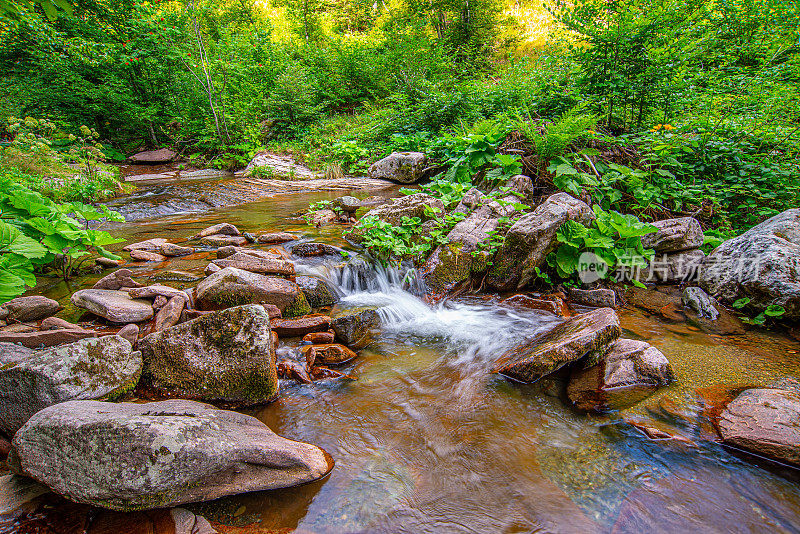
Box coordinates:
[8,399,333,511]
[367,151,428,184]
[640,217,704,252]
[487,193,594,291]
[305,343,358,366]
[700,209,800,318]
[718,388,800,466]
[139,305,278,405]
[492,308,621,383]
[71,289,155,323]
[0,296,61,323]
[331,307,380,348]
[567,338,674,412]
[195,267,309,317]
[0,335,140,436]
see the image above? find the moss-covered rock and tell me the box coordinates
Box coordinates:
[195,267,305,314]
[296,276,338,308]
[0,335,140,436]
[138,305,278,405]
[331,307,380,349]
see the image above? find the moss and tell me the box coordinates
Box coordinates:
[283,292,311,318]
[422,243,473,294]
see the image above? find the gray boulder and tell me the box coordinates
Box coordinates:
[567,338,674,411]
[195,267,310,317]
[8,399,333,511]
[718,388,800,466]
[297,276,338,308]
[0,335,140,436]
[682,287,720,320]
[492,307,621,383]
[367,152,428,184]
[568,288,617,308]
[487,193,594,291]
[700,209,800,318]
[71,289,155,323]
[331,307,380,349]
[640,217,704,252]
[139,305,278,405]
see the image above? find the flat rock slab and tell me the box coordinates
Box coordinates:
[0,328,99,348]
[71,289,155,323]
[0,335,139,436]
[492,307,621,383]
[270,315,330,337]
[8,399,333,511]
[718,388,800,466]
[139,305,278,405]
[213,253,295,276]
[129,148,176,164]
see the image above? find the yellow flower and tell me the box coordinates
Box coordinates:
[663,124,675,130]
[587,129,595,135]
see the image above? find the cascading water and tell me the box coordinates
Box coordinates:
[296,254,561,363]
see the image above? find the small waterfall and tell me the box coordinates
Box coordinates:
[297,255,558,361]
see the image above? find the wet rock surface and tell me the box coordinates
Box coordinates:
[0,335,140,436]
[212,252,295,276]
[195,267,309,316]
[8,399,333,511]
[296,276,338,308]
[331,307,380,348]
[718,388,800,466]
[271,315,331,337]
[493,308,621,382]
[139,305,279,405]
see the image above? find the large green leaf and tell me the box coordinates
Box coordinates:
[0,221,47,259]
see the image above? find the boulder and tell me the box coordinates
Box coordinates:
[640,217,704,252]
[123,238,168,252]
[129,250,167,262]
[682,287,719,320]
[71,289,154,323]
[718,388,800,466]
[331,307,380,348]
[304,331,335,344]
[492,308,621,383]
[487,193,594,291]
[568,288,617,308]
[305,344,357,367]
[638,250,705,283]
[8,399,333,511]
[93,269,142,291]
[270,315,330,337]
[296,276,338,308]
[193,223,240,239]
[199,235,248,247]
[567,338,674,412]
[700,209,800,318]
[367,151,428,184]
[212,253,295,276]
[159,243,194,257]
[204,263,221,276]
[0,335,140,436]
[291,242,345,257]
[117,324,139,346]
[0,296,60,322]
[128,148,176,164]
[257,232,297,244]
[195,267,309,316]
[40,316,82,330]
[310,209,337,227]
[335,196,362,213]
[153,296,185,332]
[139,305,278,405]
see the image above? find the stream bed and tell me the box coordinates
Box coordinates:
[10,181,800,533]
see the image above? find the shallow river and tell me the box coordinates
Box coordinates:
[20,180,800,533]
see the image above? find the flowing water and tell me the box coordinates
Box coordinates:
[16,180,800,533]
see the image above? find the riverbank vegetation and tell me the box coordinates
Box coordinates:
[1,0,798,299]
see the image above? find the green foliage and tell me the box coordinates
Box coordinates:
[0,177,124,302]
[546,206,656,285]
[732,297,787,326]
[350,215,430,264]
